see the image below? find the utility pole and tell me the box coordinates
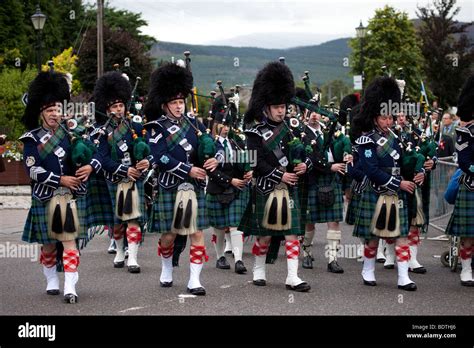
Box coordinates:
[97,0,104,78]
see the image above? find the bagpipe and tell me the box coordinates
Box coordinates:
[214,80,252,172]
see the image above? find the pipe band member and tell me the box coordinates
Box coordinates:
[240,62,311,292]
[207,92,251,274]
[351,76,423,291]
[20,71,90,303]
[145,62,218,296]
[94,71,151,274]
[445,74,474,287]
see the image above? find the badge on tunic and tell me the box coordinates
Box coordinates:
[40,133,51,144]
[26,156,35,167]
[160,155,170,164]
[364,149,372,158]
[122,152,132,166]
[119,141,128,152]
[54,147,65,158]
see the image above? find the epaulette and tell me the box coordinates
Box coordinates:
[18,127,40,142]
[355,133,375,145]
[456,126,474,138]
[244,122,266,136]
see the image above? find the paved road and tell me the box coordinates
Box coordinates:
[0,209,471,316]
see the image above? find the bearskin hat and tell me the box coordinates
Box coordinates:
[92,71,132,124]
[21,71,70,130]
[144,62,193,121]
[457,74,474,122]
[339,93,361,125]
[244,61,295,125]
[351,76,401,139]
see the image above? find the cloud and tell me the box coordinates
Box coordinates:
[102,0,473,47]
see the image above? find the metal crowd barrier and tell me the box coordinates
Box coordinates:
[427,156,457,234]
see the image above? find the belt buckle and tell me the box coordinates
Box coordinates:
[392,167,400,176]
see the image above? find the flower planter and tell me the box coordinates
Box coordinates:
[0,160,30,186]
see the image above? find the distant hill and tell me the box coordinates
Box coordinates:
[149,38,353,93]
[149,20,472,94]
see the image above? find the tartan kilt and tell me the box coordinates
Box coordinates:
[85,172,114,231]
[306,173,344,223]
[106,179,147,226]
[22,195,88,245]
[345,190,361,225]
[148,184,208,234]
[445,182,474,237]
[352,187,409,239]
[238,185,303,237]
[206,187,250,229]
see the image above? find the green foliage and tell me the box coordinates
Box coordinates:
[76,26,152,94]
[416,0,474,107]
[0,66,37,139]
[42,47,82,95]
[349,5,426,98]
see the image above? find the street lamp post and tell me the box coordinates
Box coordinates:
[355,20,368,90]
[31,5,47,72]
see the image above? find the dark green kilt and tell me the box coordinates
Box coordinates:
[345,190,361,225]
[206,187,250,229]
[238,185,303,237]
[148,184,208,234]
[85,172,114,231]
[306,173,344,224]
[22,196,88,245]
[445,182,474,237]
[352,187,409,239]
[106,179,147,226]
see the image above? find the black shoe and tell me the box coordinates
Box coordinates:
[234,261,247,274]
[327,260,344,273]
[114,261,125,268]
[384,264,395,269]
[302,255,313,269]
[128,265,141,273]
[409,266,427,274]
[461,280,474,287]
[286,282,311,292]
[187,287,206,296]
[398,282,417,291]
[363,279,377,286]
[64,294,78,304]
[160,281,173,288]
[376,257,386,263]
[216,256,230,269]
[46,289,60,295]
[253,279,266,286]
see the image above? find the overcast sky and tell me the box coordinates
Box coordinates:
[95,0,473,48]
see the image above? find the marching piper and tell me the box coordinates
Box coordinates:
[145,62,218,295]
[351,76,424,291]
[445,74,474,287]
[20,71,90,303]
[240,61,311,292]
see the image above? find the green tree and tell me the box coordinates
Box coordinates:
[76,26,152,94]
[84,6,157,49]
[0,0,87,69]
[417,0,474,108]
[350,5,426,98]
[0,67,37,139]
